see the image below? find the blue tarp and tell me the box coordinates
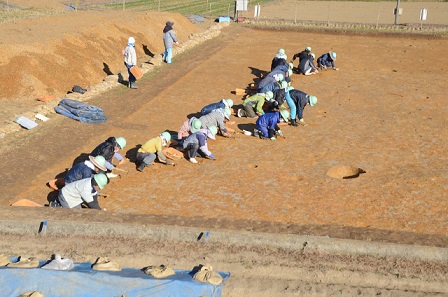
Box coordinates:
[0,258,230,297]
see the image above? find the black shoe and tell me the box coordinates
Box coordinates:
[290,119,298,127]
[50,200,62,208]
[137,163,146,172]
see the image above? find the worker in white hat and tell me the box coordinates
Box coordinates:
[123,36,138,89]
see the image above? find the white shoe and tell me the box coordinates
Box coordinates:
[189,158,198,164]
[106,173,118,178]
[237,109,245,118]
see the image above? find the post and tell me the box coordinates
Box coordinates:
[327,2,330,26]
[228,3,230,16]
[420,8,427,30]
[294,5,297,24]
[376,3,382,29]
[158,0,160,11]
[123,0,125,10]
[394,0,400,25]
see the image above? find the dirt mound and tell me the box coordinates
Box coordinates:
[326,165,365,179]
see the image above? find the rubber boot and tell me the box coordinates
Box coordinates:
[290,119,298,127]
[137,162,147,172]
[130,82,138,89]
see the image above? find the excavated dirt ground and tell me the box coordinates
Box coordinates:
[0,1,447,296]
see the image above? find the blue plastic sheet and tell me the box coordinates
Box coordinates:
[0,259,230,297]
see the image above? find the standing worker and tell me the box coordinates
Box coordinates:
[123,37,138,89]
[163,21,181,64]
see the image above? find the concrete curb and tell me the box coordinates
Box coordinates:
[1,219,447,263]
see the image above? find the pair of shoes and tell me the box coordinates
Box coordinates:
[237,109,246,118]
[189,158,198,164]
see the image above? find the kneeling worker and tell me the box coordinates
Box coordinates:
[136,132,175,172]
[53,173,108,210]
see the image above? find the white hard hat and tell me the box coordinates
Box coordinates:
[128,37,135,44]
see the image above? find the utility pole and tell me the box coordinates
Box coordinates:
[394,0,400,25]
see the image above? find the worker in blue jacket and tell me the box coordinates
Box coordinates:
[200,99,233,115]
[317,51,338,70]
[254,110,289,140]
[285,87,318,127]
[65,155,107,184]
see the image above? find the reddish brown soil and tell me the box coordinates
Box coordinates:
[1,22,447,247]
[0,3,447,295]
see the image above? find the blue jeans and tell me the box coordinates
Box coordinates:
[125,62,135,83]
[163,48,173,64]
[285,91,297,120]
[54,99,107,123]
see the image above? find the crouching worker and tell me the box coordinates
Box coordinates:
[136,132,174,172]
[237,91,273,118]
[183,126,218,164]
[90,136,127,174]
[178,117,202,141]
[285,87,317,127]
[317,51,338,70]
[65,155,107,184]
[52,173,108,210]
[200,99,234,116]
[254,110,290,141]
[199,108,232,138]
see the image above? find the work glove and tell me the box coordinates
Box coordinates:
[299,118,308,126]
[207,154,216,160]
[270,137,277,141]
[166,159,175,166]
[276,130,283,136]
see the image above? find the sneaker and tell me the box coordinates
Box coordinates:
[50,200,62,208]
[237,109,246,118]
[137,163,146,172]
[189,158,198,164]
